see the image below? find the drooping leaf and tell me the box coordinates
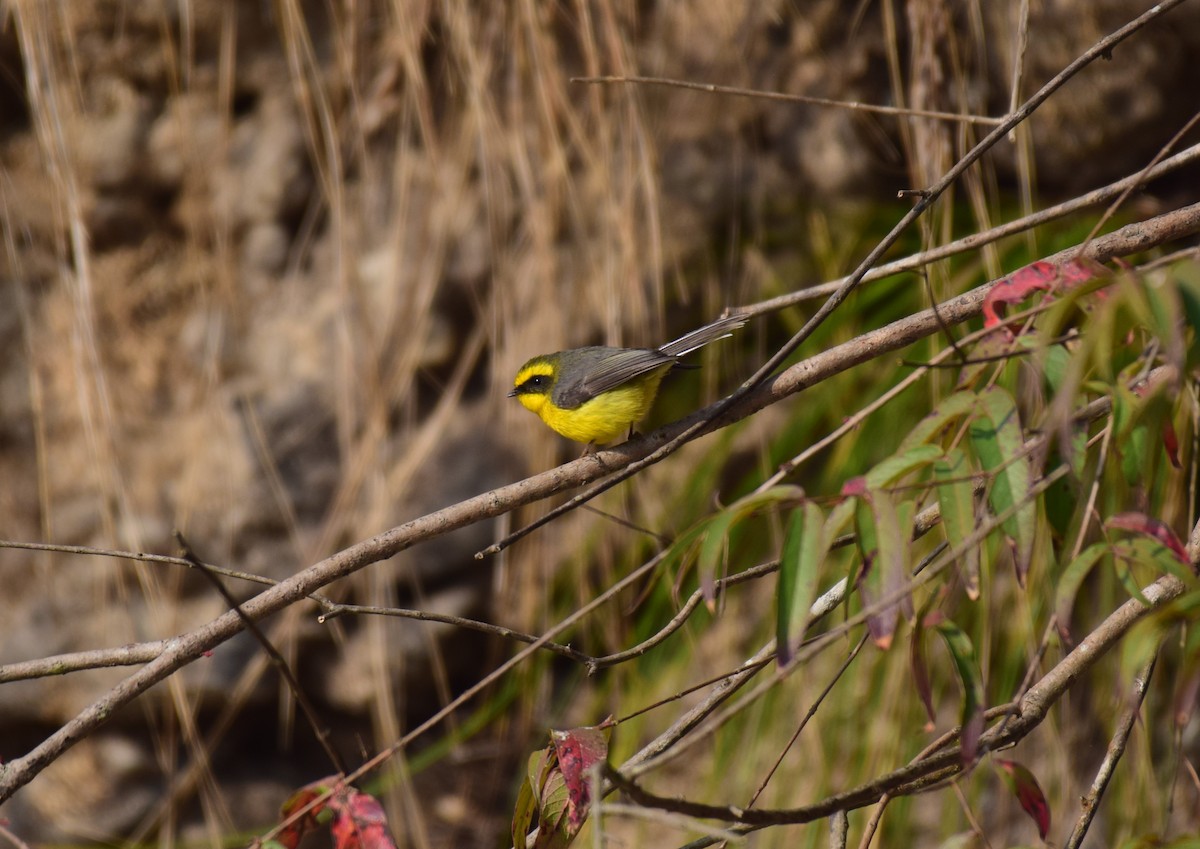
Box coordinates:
[1054,542,1109,641]
[935,619,985,765]
[899,391,978,451]
[863,443,943,490]
[933,448,979,598]
[994,759,1051,839]
[696,486,806,607]
[777,501,827,666]
[969,387,1036,585]
[910,610,936,729]
[856,489,910,649]
[513,748,554,849]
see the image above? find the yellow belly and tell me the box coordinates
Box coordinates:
[532,369,670,444]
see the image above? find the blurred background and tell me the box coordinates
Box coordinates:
[1,1,1199,846]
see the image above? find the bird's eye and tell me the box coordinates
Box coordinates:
[530,376,546,387]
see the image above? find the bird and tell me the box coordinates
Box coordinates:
[508,313,745,446]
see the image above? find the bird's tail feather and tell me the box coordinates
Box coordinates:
[659,313,747,357]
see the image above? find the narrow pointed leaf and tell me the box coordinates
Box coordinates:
[857,489,908,649]
[863,444,943,489]
[910,613,936,729]
[933,448,979,597]
[899,391,978,451]
[1108,512,1189,564]
[994,759,1051,839]
[777,501,826,666]
[935,619,985,764]
[1055,542,1109,640]
[969,387,1036,585]
[697,486,806,606]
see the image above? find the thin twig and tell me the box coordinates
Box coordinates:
[174,532,348,776]
[1062,652,1160,849]
[731,142,1200,319]
[572,75,1003,126]
[745,635,870,808]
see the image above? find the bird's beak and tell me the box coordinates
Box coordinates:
[506,388,518,398]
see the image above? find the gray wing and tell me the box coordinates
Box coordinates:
[555,347,676,408]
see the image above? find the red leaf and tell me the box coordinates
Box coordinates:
[909,625,936,730]
[994,759,1051,839]
[1059,257,1098,287]
[982,261,1058,331]
[1107,512,1189,564]
[550,724,610,830]
[1163,418,1182,469]
[277,776,339,849]
[328,789,397,849]
[982,258,1102,336]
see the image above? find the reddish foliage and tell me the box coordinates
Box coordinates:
[276,777,397,849]
[982,258,1101,336]
[329,790,396,849]
[995,759,1051,839]
[550,726,609,830]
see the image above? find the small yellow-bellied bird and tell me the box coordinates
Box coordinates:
[508,314,746,446]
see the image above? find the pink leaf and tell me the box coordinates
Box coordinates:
[328,789,398,849]
[982,258,1101,335]
[550,724,610,830]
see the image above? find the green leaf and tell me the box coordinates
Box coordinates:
[933,448,978,598]
[899,391,978,451]
[1041,343,1072,395]
[1177,264,1200,367]
[512,759,536,849]
[696,486,806,607]
[863,443,943,489]
[776,501,827,666]
[968,387,1036,585]
[935,619,985,764]
[1054,542,1109,640]
[857,489,909,649]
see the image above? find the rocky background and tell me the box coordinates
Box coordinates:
[1,1,1198,845]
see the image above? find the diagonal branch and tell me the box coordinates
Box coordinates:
[603,575,1188,830]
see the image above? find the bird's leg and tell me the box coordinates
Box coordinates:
[580,442,597,457]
